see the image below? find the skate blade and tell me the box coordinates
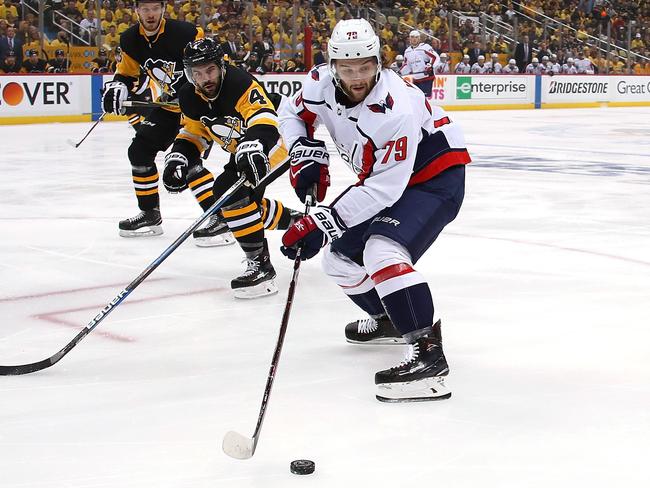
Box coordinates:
[346,337,406,345]
[232,279,279,299]
[118,225,163,237]
[193,232,236,247]
[376,376,451,403]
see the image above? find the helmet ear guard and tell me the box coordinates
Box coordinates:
[327,19,382,85]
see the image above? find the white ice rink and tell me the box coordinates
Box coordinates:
[1,107,649,488]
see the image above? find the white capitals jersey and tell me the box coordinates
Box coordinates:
[454,61,471,74]
[470,62,489,74]
[487,61,502,74]
[400,43,439,81]
[562,64,578,74]
[279,66,470,228]
[574,58,594,74]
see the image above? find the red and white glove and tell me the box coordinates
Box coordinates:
[281,206,346,260]
[289,137,330,203]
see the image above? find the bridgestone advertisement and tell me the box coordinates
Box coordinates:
[541,75,650,104]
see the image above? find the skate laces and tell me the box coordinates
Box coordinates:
[240,257,260,277]
[126,211,146,224]
[357,318,378,334]
[393,343,420,370]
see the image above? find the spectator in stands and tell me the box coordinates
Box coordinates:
[221,30,242,63]
[0,49,20,73]
[47,48,71,72]
[50,30,71,49]
[0,26,23,67]
[501,59,519,74]
[537,41,551,61]
[313,40,326,65]
[90,47,111,73]
[454,53,471,74]
[117,12,132,35]
[514,35,533,73]
[252,32,273,62]
[61,0,82,23]
[104,24,120,49]
[22,49,47,72]
[255,52,275,75]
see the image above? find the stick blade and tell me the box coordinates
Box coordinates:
[222,431,255,459]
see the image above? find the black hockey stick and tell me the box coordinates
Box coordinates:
[0,162,289,376]
[123,100,179,110]
[67,112,106,148]
[223,190,315,460]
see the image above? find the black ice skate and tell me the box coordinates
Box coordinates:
[231,240,278,299]
[345,315,405,344]
[192,213,235,247]
[118,209,163,237]
[374,320,451,403]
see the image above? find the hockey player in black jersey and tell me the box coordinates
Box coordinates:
[101,0,232,246]
[163,37,297,298]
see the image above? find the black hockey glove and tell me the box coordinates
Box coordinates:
[289,137,330,203]
[235,140,270,187]
[102,80,128,115]
[162,152,188,193]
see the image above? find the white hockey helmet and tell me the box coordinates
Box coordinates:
[542,55,549,62]
[463,54,470,60]
[508,58,516,65]
[567,57,574,63]
[409,30,420,38]
[491,53,498,58]
[532,57,539,63]
[440,52,448,59]
[328,19,381,82]
[478,55,485,61]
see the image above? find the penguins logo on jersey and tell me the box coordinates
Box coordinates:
[200,115,244,152]
[143,58,184,98]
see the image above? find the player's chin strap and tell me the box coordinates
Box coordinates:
[222,186,316,460]
[0,160,291,376]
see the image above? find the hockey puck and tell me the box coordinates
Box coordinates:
[290,459,315,475]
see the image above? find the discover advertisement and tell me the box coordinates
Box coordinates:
[0,75,91,117]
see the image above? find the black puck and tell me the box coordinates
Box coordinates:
[290,459,315,475]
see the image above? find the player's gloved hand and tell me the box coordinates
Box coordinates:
[235,140,269,186]
[425,63,434,76]
[102,80,128,115]
[162,152,188,193]
[280,206,346,260]
[289,137,330,203]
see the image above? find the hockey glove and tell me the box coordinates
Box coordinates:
[235,140,270,187]
[102,81,128,115]
[280,206,346,260]
[162,152,188,193]
[289,137,330,203]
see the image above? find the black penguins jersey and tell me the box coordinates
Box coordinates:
[175,64,288,169]
[114,19,203,104]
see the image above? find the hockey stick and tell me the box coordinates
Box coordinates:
[67,112,106,148]
[0,162,289,376]
[123,100,179,109]
[223,191,315,460]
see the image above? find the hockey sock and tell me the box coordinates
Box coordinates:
[222,200,265,255]
[347,288,386,317]
[187,167,216,211]
[260,198,294,230]
[132,166,159,210]
[371,264,434,337]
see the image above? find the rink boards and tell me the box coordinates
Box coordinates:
[0,72,649,124]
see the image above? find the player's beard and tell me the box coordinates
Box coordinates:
[342,78,375,103]
[199,79,219,99]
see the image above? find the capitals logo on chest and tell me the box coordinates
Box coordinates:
[143,58,184,98]
[200,115,244,153]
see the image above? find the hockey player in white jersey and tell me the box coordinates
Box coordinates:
[435,53,450,74]
[470,55,489,74]
[399,30,439,96]
[487,53,502,73]
[562,57,578,74]
[525,57,546,74]
[575,51,594,74]
[502,59,519,74]
[279,19,471,402]
[547,54,562,75]
[454,54,471,74]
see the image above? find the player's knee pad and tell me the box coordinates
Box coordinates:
[128,139,158,167]
[322,247,371,292]
[363,235,413,278]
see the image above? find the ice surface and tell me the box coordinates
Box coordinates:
[1,107,649,488]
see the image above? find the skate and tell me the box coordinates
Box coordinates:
[374,320,451,402]
[193,213,235,247]
[231,240,278,299]
[118,209,163,237]
[345,315,405,344]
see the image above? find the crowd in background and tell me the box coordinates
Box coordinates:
[1,0,649,74]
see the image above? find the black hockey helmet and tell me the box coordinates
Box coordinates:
[55,48,65,56]
[183,37,225,88]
